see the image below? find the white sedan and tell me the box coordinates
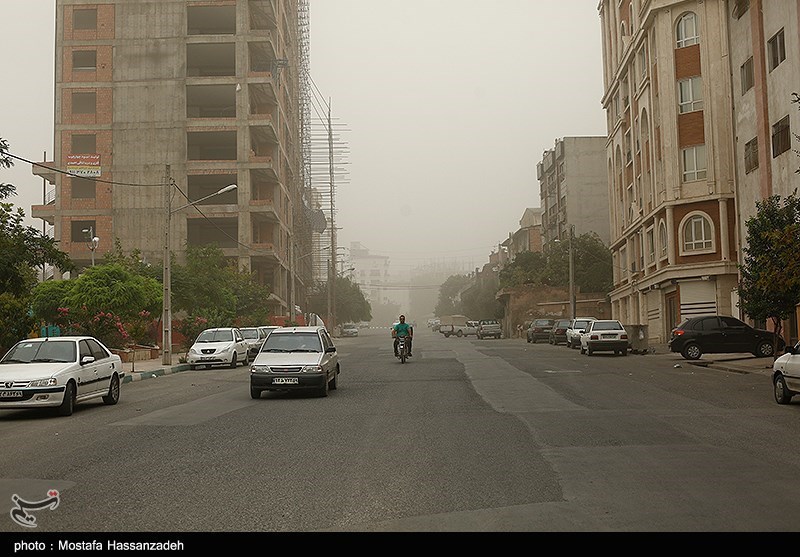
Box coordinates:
[187,327,250,370]
[0,336,124,417]
[773,342,800,404]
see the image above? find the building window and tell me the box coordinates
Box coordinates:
[744,137,759,174]
[678,77,703,113]
[71,134,96,154]
[71,177,96,199]
[772,115,791,158]
[741,57,754,94]
[73,8,97,30]
[732,0,750,19]
[676,12,699,48]
[647,229,655,263]
[639,46,648,80]
[682,145,707,182]
[768,29,786,72]
[72,50,97,71]
[72,92,96,114]
[659,221,668,258]
[71,220,96,243]
[681,213,714,253]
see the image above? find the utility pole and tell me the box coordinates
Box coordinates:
[569,224,576,320]
[328,99,337,331]
[162,165,172,365]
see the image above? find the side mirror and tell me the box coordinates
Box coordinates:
[80,355,95,365]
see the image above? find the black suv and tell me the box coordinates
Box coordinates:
[668,315,785,360]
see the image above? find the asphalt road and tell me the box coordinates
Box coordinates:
[1,326,799,535]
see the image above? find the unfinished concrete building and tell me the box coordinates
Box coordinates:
[32,0,314,318]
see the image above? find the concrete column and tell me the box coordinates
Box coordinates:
[719,198,730,261]
[666,205,676,265]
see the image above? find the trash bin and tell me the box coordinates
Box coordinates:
[624,324,649,354]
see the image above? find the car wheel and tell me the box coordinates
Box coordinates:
[229,352,237,369]
[756,340,775,358]
[250,387,261,400]
[242,351,249,367]
[774,374,794,404]
[456,330,463,337]
[681,342,702,360]
[318,373,329,397]
[329,367,339,390]
[57,381,76,417]
[102,374,120,405]
[621,349,628,357]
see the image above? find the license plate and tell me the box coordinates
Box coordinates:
[200,356,214,361]
[273,377,299,385]
[0,391,23,398]
[601,334,617,339]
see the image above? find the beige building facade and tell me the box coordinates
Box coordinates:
[32,0,314,318]
[599,0,741,344]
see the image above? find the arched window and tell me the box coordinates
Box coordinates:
[676,12,699,48]
[680,212,714,254]
[659,220,668,258]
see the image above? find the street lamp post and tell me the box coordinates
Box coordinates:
[162,182,238,365]
[82,226,99,267]
[568,224,576,320]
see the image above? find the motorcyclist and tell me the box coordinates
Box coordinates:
[392,314,413,357]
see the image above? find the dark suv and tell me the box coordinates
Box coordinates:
[668,315,785,360]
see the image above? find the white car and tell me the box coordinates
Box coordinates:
[239,326,270,359]
[773,342,800,404]
[0,336,124,417]
[187,327,250,370]
[580,319,629,356]
[566,317,598,349]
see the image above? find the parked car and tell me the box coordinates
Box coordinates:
[477,319,502,339]
[240,326,270,359]
[341,323,359,337]
[0,336,123,417]
[249,326,340,398]
[773,342,800,404]
[527,319,555,343]
[187,327,250,370]
[549,319,572,345]
[668,315,785,360]
[580,319,629,356]
[259,326,281,339]
[566,317,598,349]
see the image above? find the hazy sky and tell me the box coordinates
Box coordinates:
[1,1,607,271]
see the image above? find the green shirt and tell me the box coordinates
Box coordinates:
[393,322,411,337]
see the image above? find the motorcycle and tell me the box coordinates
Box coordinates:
[396,335,410,364]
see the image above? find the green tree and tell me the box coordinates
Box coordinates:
[461,279,504,319]
[434,274,471,317]
[0,138,74,351]
[305,276,372,324]
[738,192,800,354]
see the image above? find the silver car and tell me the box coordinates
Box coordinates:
[239,327,269,359]
[249,326,340,398]
[0,336,124,417]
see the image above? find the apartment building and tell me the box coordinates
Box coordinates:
[599,0,740,343]
[728,0,800,339]
[501,207,543,260]
[537,137,610,249]
[31,0,314,319]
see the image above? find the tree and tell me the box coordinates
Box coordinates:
[738,192,800,355]
[434,274,471,316]
[305,275,372,324]
[0,138,74,351]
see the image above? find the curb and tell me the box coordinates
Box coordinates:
[121,364,191,384]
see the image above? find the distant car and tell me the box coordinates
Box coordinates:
[580,319,629,356]
[549,319,572,345]
[477,319,502,339]
[249,326,340,398]
[0,336,123,417]
[239,326,270,359]
[527,319,555,343]
[187,327,250,370]
[668,315,784,360]
[566,317,598,349]
[341,323,359,337]
[773,342,800,404]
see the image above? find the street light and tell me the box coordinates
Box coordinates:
[81,226,99,267]
[162,183,237,365]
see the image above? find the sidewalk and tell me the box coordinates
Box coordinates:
[646,343,775,377]
[120,355,190,384]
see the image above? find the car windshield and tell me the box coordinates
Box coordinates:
[261,332,323,353]
[574,320,592,328]
[196,329,234,343]
[240,329,260,339]
[556,320,570,327]
[593,322,623,331]
[534,320,552,327]
[2,340,77,364]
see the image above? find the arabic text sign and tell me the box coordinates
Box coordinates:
[66,154,101,177]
